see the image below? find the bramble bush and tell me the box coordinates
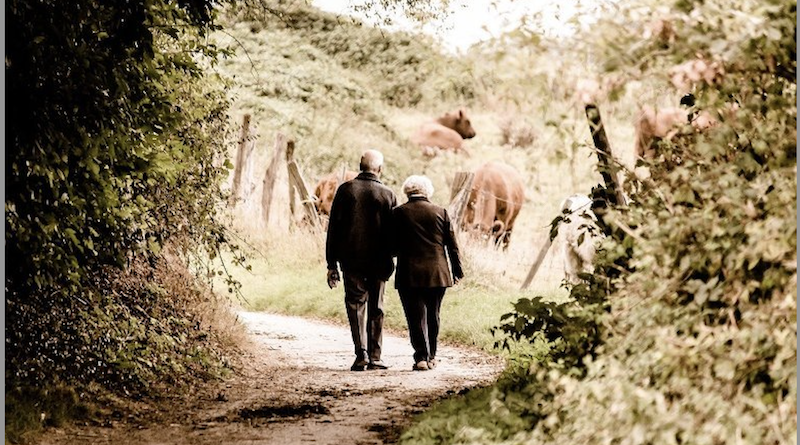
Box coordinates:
[6,1,244,441]
[401,0,796,443]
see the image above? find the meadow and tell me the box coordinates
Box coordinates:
[215,100,625,351]
[206,0,657,364]
[208,2,797,444]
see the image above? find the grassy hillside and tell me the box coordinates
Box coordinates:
[212,1,796,444]
[213,3,482,183]
[210,2,630,314]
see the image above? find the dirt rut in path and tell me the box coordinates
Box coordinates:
[38,311,505,445]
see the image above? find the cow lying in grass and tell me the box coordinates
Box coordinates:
[412,109,476,157]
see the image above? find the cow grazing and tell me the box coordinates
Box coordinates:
[462,161,525,249]
[633,105,716,160]
[313,169,357,218]
[412,109,476,156]
[558,194,603,283]
[669,58,724,94]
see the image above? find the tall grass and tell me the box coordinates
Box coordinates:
[218,221,570,351]
[211,0,645,354]
[5,385,90,444]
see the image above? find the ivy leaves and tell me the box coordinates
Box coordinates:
[6,0,237,425]
[6,0,231,295]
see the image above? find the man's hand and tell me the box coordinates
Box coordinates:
[327,269,340,289]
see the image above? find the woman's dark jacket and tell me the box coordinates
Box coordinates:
[392,195,464,289]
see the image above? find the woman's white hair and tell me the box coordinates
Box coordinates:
[402,175,434,198]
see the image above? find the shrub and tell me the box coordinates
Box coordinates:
[6,1,243,440]
[498,115,538,148]
[402,0,797,443]
[226,3,480,109]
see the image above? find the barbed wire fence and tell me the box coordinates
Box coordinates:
[223,107,623,290]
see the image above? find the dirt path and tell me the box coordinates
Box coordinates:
[39,311,505,445]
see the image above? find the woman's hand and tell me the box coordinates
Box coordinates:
[327,269,340,289]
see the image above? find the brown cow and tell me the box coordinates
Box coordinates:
[462,161,525,249]
[633,105,716,159]
[411,109,476,156]
[313,169,357,218]
[669,58,724,94]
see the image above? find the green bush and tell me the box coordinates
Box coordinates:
[401,0,796,443]
[6,0,232,296]
[225,3,481,109]
[6,255,239,442]
[6,1,243,441]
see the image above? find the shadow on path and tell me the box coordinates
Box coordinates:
[37,311,505,445]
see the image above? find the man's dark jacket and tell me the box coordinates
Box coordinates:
[326,171,397,280]
[392,195,464,288]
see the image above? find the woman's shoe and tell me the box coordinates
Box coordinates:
[412,360,430,371]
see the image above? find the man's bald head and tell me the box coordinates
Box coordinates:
[360,149,384,174]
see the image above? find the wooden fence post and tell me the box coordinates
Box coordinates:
[229,114,251,206]
[520,236,553,290]
[284,140,298,218]
[584,103,626,206]
[448,172,474,229]
[521,103,621,289]
[261,133,288,228]
[287,160,321,230]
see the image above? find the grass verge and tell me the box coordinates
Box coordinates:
[217,227,569,351]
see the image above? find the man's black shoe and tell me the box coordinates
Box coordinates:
[350,357,369,371]
[367,360,389,370]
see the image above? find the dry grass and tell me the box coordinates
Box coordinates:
[217,209,572,350]
[160,251,250,352]
[221,100,632,313]
[212,12,648,350]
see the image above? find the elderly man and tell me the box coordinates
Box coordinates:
[326,149,397,371]
[392,175,463,371]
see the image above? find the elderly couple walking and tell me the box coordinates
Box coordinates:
[326,149,464,372]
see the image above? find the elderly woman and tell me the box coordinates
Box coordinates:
[392,175,464,371]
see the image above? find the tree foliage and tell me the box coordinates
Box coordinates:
[6,0,238,439]
[406,0,796,443]
[7,0,230,295]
